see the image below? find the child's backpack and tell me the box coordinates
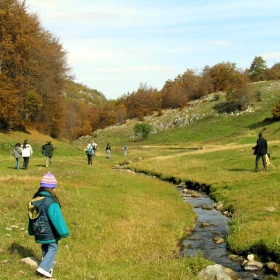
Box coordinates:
[86,147,93,155]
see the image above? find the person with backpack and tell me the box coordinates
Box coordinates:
[42,141,55,167]
[86,142,93,165]
[12,142,22,169]
[28,172,69,278]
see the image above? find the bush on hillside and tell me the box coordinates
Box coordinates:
[133,123,153,139]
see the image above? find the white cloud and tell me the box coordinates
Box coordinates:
[262,52,280,59]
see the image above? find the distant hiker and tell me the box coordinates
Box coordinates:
[12,142,22,169]
[123,144,127,156]
[106,143,111,159]
[21,139,33,169]
[28,172,69,278]
[252,133,268,172]
[42,141,55,167]
[92,141,97,156]
[86,142,93,165]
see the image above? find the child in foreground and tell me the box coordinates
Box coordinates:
[28,172,69,278]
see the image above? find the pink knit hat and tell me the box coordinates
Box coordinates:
[40,171,58,188]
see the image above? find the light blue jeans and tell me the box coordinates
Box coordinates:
[39,242,58,272]
[15,158,20,169]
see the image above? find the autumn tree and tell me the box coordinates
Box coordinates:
[225,74,252,112]
[98,102,117,128]
[198,66,214,96]
[272,101,280,120]
[266,62,280,81]
[123,84,160,119]
[0,0,70,137]
[208,62,240,92]
[60,100,92,140]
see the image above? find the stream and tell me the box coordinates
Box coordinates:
[178,187,267,280]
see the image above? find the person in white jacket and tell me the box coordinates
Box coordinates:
[21,139,33,169]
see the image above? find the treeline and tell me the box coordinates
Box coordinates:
[1,1,280,140]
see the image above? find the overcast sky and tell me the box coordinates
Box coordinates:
[25,0,280,100]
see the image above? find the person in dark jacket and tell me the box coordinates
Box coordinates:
[42,141,55,167]
[252,133,268,172]
[28,172,69,278]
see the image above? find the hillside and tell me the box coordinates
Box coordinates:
[1,80,280,279]
[64,80,107,105]
[81,80,280,147]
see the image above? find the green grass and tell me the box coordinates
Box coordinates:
[2,80,280,279]
[0,130,211,279]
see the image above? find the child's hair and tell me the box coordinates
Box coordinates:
[15,143,21,147]
[33,187,61,207]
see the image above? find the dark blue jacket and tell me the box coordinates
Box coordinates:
[28,192,69,244]
[254,137,268,156]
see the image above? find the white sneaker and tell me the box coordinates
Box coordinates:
[36,267,52,278]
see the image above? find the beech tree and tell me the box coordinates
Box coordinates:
[208,62,240,92]
[0,0,69,137]
[266,63,280,80]
[225,74,252,112]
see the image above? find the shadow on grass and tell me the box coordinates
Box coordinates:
[7,243,37,258]
[250,240,280,263]
[226,168,254,172]
[248,117,275,131]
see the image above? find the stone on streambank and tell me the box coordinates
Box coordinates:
[198,254,280,279]
[198,264,240,280]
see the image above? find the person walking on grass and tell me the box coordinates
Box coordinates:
[12,143,22,169]
[92,141,97,156]
[86,142,93,165]
[253,133,268,172]
[106,143,111,159]
[28,172,69,278]
[42,141,55,167]
[21,139,33,169]
[123,144,128,156]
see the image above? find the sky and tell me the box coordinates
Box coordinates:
[24,0,280,100]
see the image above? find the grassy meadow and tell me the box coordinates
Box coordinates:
[1,80,280,279]
[0,131,210,280]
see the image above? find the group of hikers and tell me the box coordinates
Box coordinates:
[12,140,55,169]
[85,141,128,165]
[12,139,129,169]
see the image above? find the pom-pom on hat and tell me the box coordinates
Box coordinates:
[40,171,57,188]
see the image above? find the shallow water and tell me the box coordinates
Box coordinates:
[179,189,266,280]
